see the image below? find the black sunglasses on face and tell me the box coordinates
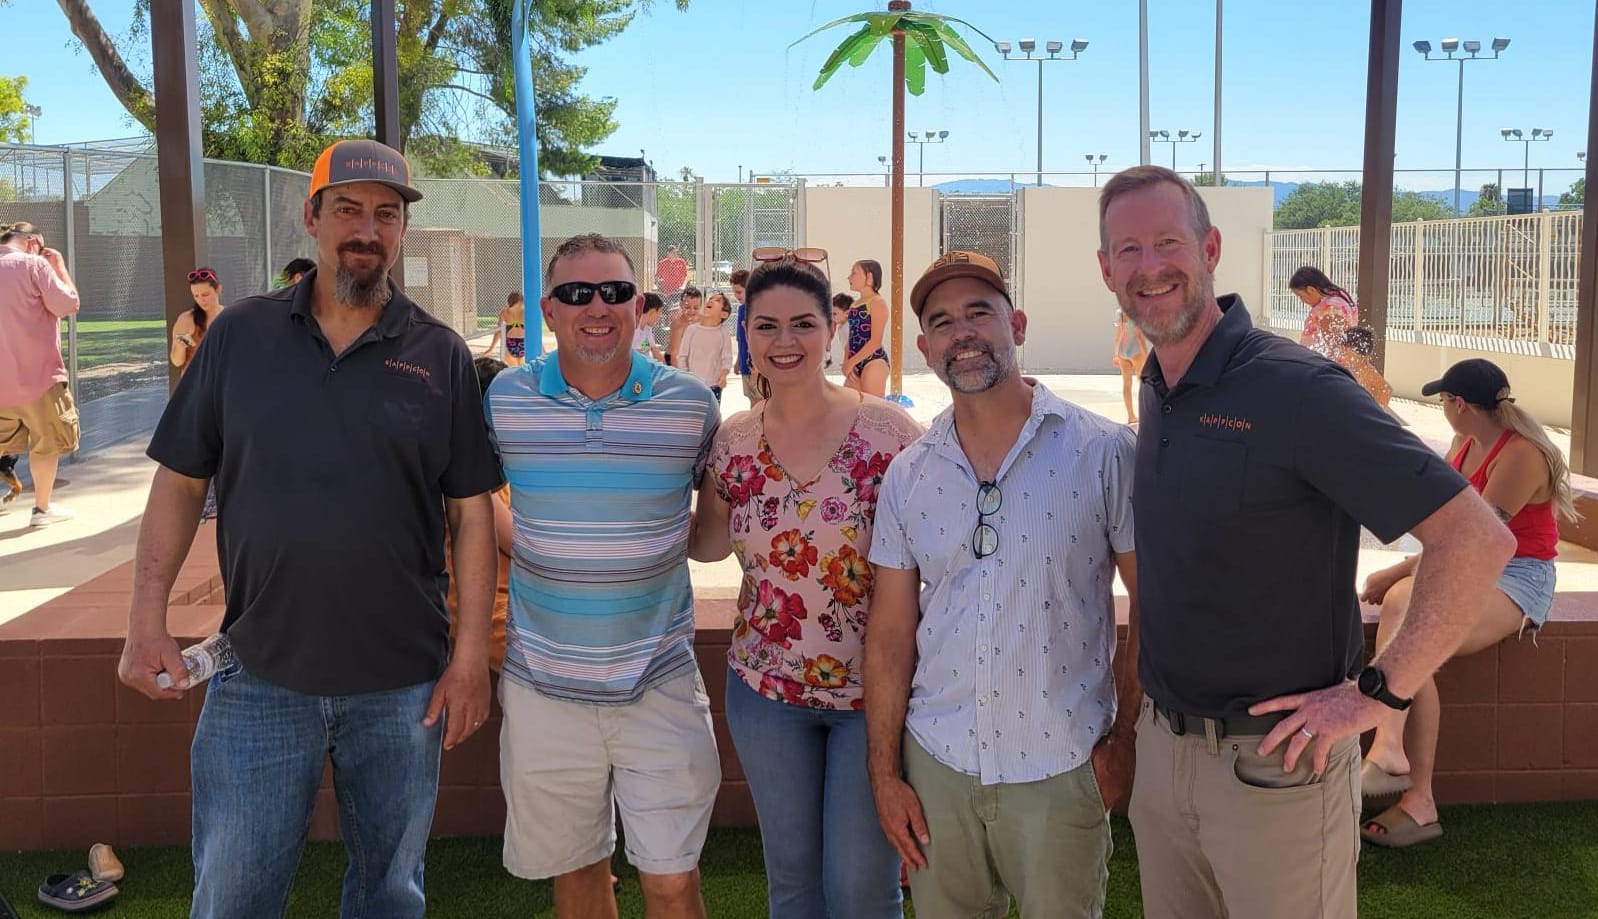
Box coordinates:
[549,280,637,306]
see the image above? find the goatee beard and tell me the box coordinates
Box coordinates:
[335,264,392,310]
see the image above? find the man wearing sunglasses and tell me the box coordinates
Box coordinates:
[866,251,1139,918]
[122,139,504,918]
[0,221,81,527]
[485,233,721,919]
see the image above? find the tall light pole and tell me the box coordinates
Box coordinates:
[1139,0,1150,164]
[1150,129,1201,171]
[1085,153,1107,187]
[1502,127,1553,209]
[1414,36,1510,215]
[21,104,40,195]
[996,37,1087,186]
[907,130,948,187]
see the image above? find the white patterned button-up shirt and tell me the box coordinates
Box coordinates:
[870,382,1135,785]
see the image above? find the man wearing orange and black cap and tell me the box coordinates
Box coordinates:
[865,251,1140,917]
[121,138,503,918]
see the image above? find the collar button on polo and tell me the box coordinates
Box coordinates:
[1162,403,1172,414]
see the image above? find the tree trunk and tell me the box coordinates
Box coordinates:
[888,1,909,397]
[55,0,155,130]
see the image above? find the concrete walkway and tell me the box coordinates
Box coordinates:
[5,370,1597,627]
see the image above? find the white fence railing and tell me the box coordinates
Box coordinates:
[1264,210,1583,355]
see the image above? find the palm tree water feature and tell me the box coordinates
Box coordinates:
[797,2,997,405]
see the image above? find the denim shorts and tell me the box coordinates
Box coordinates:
[1499,556,1557,628]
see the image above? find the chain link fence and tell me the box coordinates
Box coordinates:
[0,145,809,455]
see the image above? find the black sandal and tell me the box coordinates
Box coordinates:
[37,870,118,913]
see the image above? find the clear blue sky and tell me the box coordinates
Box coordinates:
[2,0,1590,189]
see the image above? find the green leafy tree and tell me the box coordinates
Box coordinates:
[1275,181,1455,229]
[0,74,34,143]
[1193,171,1226,187]
[53,0,686,174]
[1391,190,1453,223]
[1468,182,1503,217]
[1560,177,1585,208]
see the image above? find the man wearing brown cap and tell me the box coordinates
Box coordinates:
[1097,165,1513,919]
[865,251,1140,918]
[119,139,503,917]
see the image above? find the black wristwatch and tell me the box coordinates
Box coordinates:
[1357,666,1412,711]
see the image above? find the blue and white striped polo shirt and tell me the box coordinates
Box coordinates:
[485,350,720,704]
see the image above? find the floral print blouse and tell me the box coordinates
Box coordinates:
[711,396,924,710]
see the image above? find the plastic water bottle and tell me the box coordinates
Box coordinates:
[155,633,236,689]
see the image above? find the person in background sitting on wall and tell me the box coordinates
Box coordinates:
[1359,358,1575,849]
[1289,265,1358,360]
[171,268,224,374]
[280,257,316,287]
[481,292,527,366]
[634,292,665,361]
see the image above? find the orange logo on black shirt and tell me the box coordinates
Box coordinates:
[384,358,431,380]
[1199,413,1252,432]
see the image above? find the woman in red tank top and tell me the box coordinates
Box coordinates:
[1358,359,1575,848]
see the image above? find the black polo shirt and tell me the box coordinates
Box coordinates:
[1134,296,1466,718]
[147,270,503,696]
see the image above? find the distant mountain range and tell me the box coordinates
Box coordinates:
[930,177,1565,211]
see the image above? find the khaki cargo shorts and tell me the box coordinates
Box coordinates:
[0,383,80,457]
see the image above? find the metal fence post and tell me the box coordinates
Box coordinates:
[1319,226,1332,273]
[793,179,807,246]
[1413,221,1426,332]
[1537,211,1554,344]
[263,165,274,286]
[63,150,78,427]
[1260,230,1274,325]
[694,178,710,287]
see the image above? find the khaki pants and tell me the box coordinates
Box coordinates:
[903,736,1110,919]
[0,382,79,457]
[1128,699,1360,919]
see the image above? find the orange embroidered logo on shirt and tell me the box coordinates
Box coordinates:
[384,358,431,380]
[1199,413,1252,432]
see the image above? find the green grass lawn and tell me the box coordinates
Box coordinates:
[61,319,166,373]
[2,804,1595,917]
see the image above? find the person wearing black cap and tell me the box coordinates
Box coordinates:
[119,138,503,918]
[1097,165,1516,919]
[1359,358,1575,848]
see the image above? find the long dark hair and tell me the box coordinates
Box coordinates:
[855,259,882,292]
[1288,266,1355,306]
[188,267,220,333]
[745,257,833,399]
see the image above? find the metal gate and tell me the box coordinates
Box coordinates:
[939,193,1021,310]
[700,182,803,289]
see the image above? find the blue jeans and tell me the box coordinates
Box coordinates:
[189,662,442,919]
[723,669,902,919]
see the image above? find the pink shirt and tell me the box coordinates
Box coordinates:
[710,396,923,709]
[0,244,79,406]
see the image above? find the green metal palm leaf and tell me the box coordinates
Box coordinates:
[795,9,997,95]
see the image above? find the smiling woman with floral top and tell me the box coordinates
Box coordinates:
[690,253,922,919]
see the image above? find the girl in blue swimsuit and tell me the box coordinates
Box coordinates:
[843,259,889,397]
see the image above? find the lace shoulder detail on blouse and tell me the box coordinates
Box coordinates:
[855,395,926,446]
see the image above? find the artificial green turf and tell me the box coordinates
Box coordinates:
[60,319,167,373]
[1,805,1594,917]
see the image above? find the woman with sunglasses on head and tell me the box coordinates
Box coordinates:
[1359,358,1574,848]
[171,267,223,373]
[689,253,922,919]
[843,259,890,397]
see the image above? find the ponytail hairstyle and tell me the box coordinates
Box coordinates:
[1288,265,1355,307]
[0,221,42,247]
[1491,392,1579,522]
